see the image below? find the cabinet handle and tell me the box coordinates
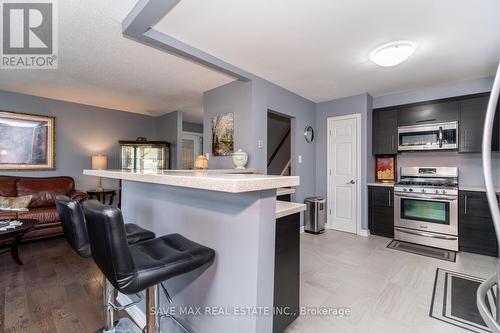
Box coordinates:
[388,191,391,206]
[391,135,395,151]
[464,130,467,148]
[464,195,468,214]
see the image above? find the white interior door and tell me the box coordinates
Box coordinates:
[327,115,360,234]
[182,132,203,169]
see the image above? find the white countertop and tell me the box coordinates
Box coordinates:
[84,169,299,193]
[276,188,296,196]
[276,200,306,219]
[368,182,395,187]
[459,186,500,193]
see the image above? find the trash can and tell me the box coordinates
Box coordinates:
[304,197,326,234]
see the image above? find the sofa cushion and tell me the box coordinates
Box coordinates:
[18,207,59,224]
[17,177,75,208]
[0,177,17,197]
[0,211,17,220]
[0,195,32,211]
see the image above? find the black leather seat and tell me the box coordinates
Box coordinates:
[83,201,215,295]
[55,196,156,258]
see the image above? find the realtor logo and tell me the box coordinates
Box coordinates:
[1,0,58,69]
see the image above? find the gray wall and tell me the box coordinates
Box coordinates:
[203,81,253,169]
[158,111,183,170]
[183,121,203,134]
[315,94,373,230]
[0,90,158,191]
[252,79,317,224]
[0,90,186,190]
[373,76,498,187]
[203,78,317,225]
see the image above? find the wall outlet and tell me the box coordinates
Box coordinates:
[257,140,264,149]
[298,155,302,164]
[205,153,210,160]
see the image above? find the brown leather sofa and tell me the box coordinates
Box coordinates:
[0,176,88,242]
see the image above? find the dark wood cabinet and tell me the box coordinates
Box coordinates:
[273,212,300,332]
[397,101,459,126]
[277,194,291,202]
[372,109,398,155]
[368,186,394,238]
[459,190,498,257]
[459,95,499,153]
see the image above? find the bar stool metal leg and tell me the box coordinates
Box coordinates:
[146,285,160,333]
[159,283,193,333]
[103,276,115,333]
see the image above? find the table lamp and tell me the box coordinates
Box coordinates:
[91,155,107,192]
[194,155,208,169]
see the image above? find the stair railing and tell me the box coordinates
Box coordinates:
[268,129,291,168]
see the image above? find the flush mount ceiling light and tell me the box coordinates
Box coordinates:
[370,41,417,67]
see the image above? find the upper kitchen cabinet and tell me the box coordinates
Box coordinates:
[372,109,398,155]
[459,95,499,153]
[397,101,459,126]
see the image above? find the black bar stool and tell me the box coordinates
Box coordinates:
[55,196,156,333]
[83,200,215,333]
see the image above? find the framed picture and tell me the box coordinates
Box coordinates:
[211,113,234,156]
[0,111,56,170]
[375,155,396,182]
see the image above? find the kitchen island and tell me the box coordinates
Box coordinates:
[83,169,303,333]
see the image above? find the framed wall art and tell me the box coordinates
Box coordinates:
[211,113,234,156]
[0,111,56,170]
[375,155,396,182]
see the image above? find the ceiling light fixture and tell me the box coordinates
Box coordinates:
[369,40,417,67]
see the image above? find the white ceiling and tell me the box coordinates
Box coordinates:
[155,0,500,102]
[0,0,234,123]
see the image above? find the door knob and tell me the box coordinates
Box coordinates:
[346,180,356,184]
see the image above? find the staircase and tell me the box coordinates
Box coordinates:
[268,129,291,175]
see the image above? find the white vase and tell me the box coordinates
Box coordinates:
[232,149,248,169]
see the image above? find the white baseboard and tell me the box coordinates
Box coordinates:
[300,226,305,233]
[358,229,370,237]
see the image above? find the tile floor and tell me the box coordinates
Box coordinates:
[286,230,497,333]
[1,232,496,332]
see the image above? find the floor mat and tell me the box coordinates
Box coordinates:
[430,268,494,332]
[387,239,456,262]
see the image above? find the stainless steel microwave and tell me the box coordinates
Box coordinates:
[397,121,458,151]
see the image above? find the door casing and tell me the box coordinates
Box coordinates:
[326,113,362,235]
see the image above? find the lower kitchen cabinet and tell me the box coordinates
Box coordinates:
[273,212,300,333]
[459,190,498,257]
[368,186,394,238]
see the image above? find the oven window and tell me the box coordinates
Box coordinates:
[401,198,449,225]
[399,130,439,147]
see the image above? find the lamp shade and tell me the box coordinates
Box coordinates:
[194,155,208,169]
[91,155,108,170]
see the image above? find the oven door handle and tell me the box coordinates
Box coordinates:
[394,192,457,201]
[439,126,443,148]
[394,227,458,240]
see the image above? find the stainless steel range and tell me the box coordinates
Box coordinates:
[394,167,458,251]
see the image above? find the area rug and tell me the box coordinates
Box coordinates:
[430,268,494,332]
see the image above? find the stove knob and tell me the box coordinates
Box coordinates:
[442,190,446,194]
[435,190,439,194]
[403,188,407,192]
[422,189,426,193]
[409,188,413,192]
